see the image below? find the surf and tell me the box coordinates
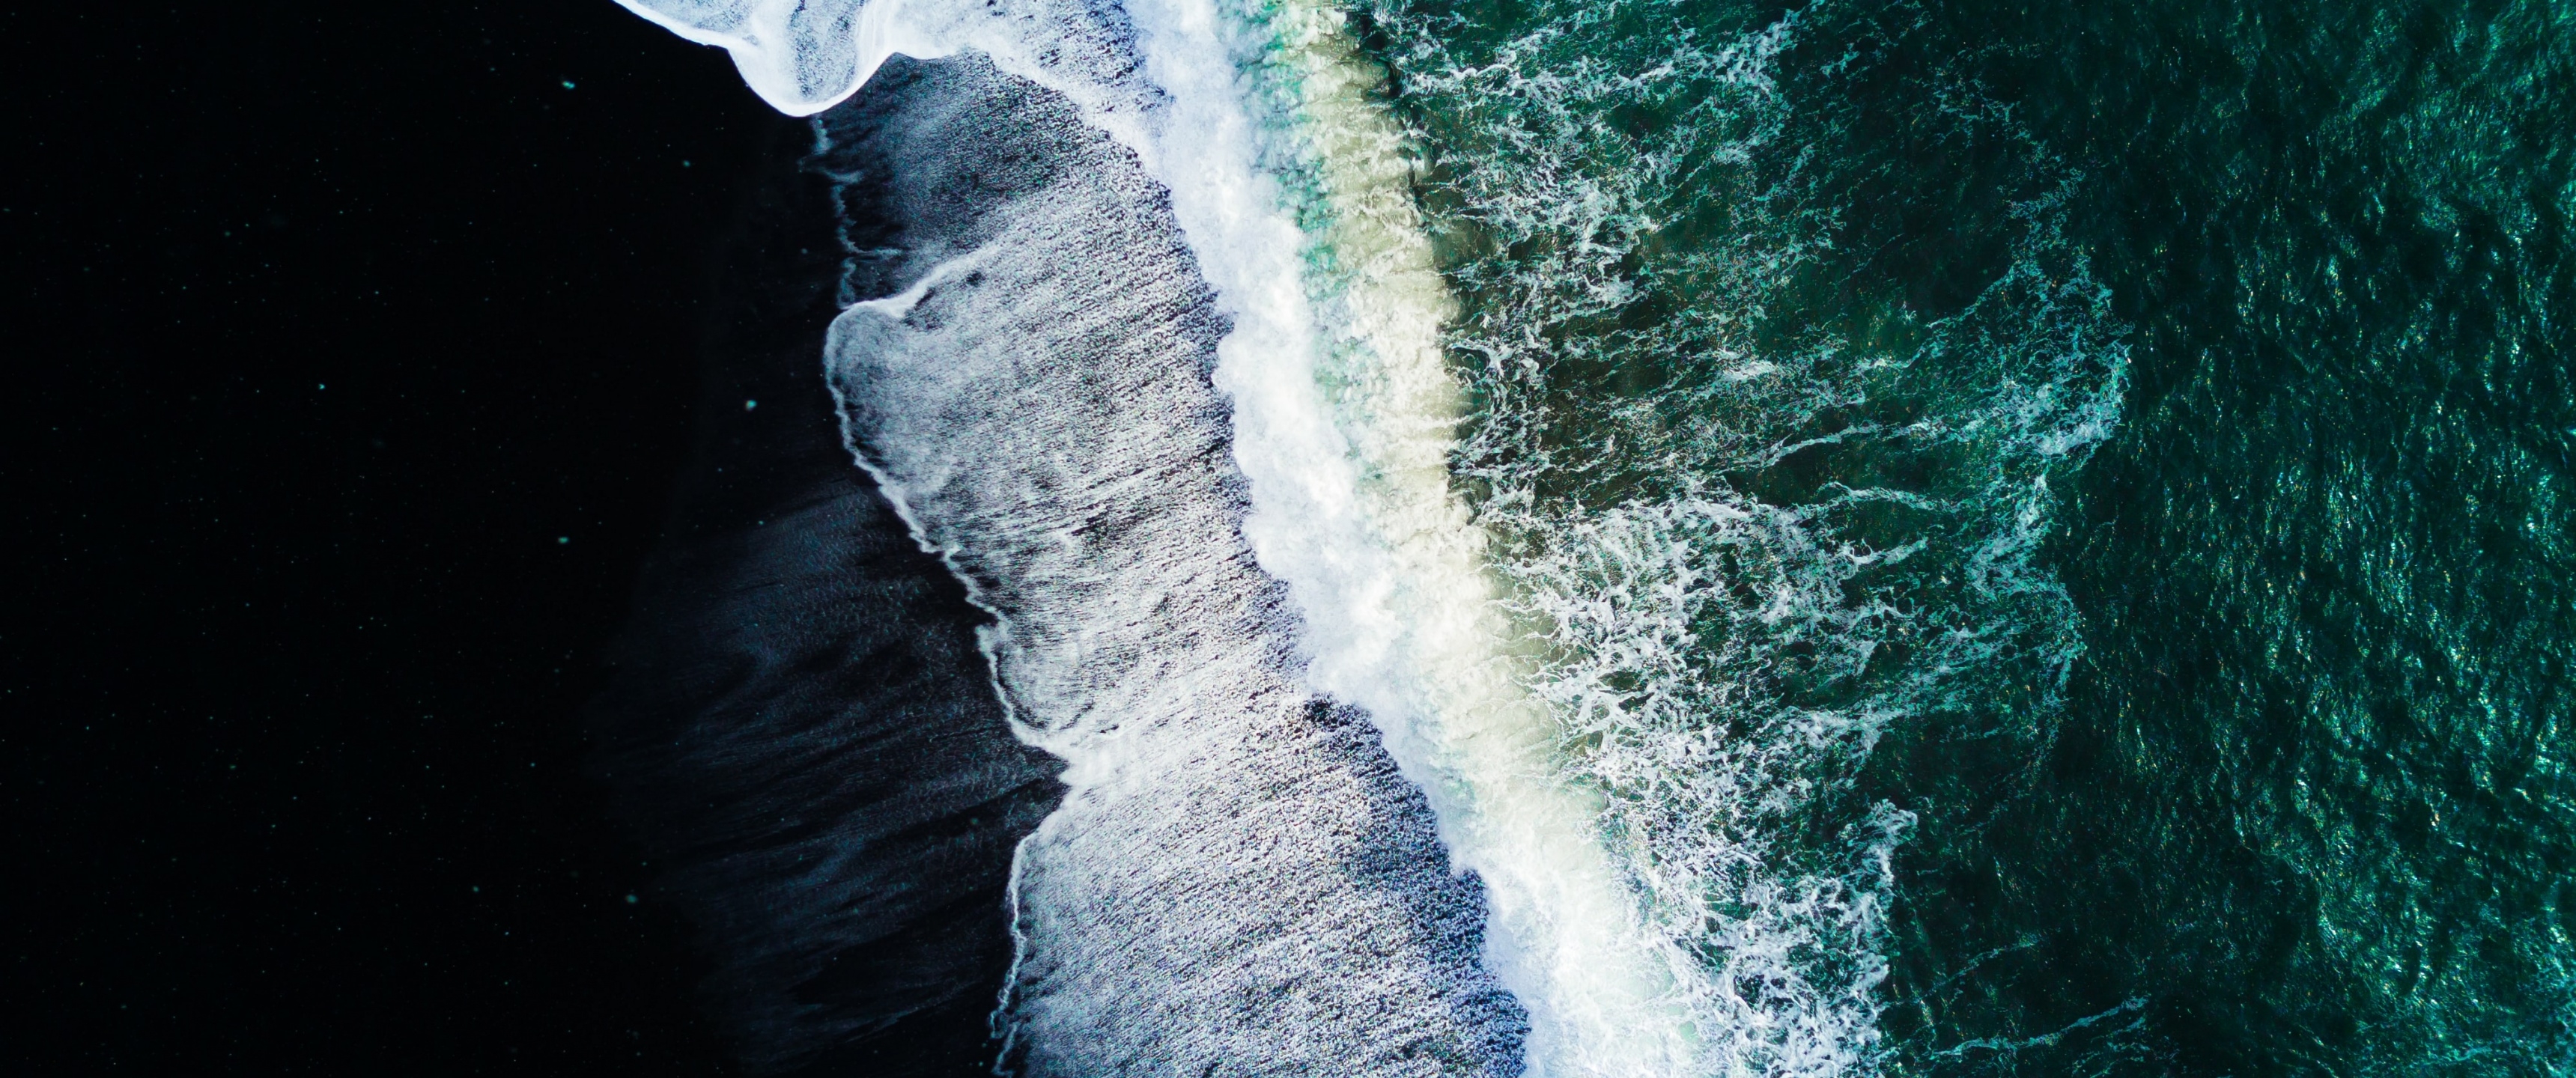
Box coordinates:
[614,0,1685,1071]
[610,0,2130,1073]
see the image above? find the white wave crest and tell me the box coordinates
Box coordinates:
[613,0,1865,1073]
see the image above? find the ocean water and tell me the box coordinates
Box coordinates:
[615,0,2576,1073]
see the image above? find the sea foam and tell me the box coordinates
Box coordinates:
[619,0,1700,1072]
[817,50,1525,1074]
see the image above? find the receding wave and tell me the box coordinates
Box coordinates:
[814,51,1524,1071]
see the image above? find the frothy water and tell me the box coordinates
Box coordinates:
[1358,0,2128,1071]
[615,0,2576,1071]
[618,0,2133,1070]
[815,50,1531,1073]
[619,0,2128,1073]
[622,0,1698,1070]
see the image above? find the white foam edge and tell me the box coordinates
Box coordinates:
[631,0,1692,1071]
[609,0,941,116]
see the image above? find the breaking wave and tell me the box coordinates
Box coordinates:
[613,0,2127,1073]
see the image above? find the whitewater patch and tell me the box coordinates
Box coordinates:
[815,52,1524,1073]
[616,0,1720,1072]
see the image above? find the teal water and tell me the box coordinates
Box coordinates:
[1355,0,2576,1071]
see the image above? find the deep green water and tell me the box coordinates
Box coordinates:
[1356,0,2576,1071]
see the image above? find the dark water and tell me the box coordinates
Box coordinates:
[1357,0,2576,1071]
[1920,1,2576,1071]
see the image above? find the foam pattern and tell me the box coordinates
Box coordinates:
[618,0,1734,1070]
[817,54,1525,1075]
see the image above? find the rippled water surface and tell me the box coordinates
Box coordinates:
[1357,0,2576,1071]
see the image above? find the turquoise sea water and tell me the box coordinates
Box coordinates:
[1355,0,2576,1071]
